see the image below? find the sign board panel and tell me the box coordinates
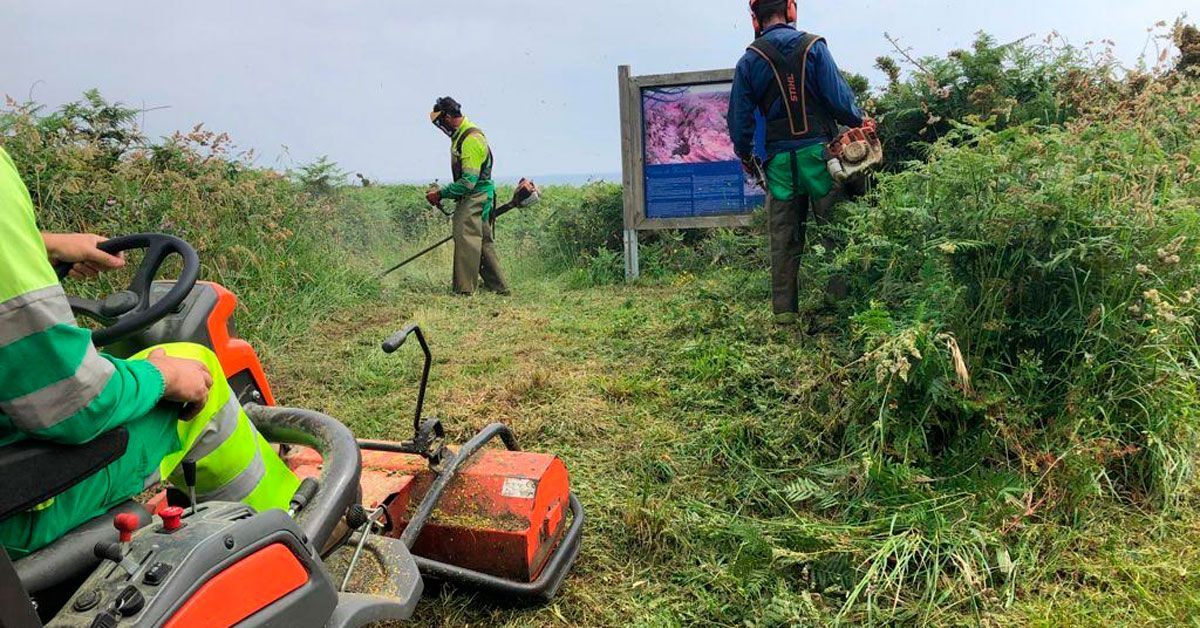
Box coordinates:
[641,83,766,220]
[618,66,766,280]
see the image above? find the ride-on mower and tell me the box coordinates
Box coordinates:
[0,233,583,627]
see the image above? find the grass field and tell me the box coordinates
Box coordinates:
[7,30,1198,623]
[260,239,1200,626]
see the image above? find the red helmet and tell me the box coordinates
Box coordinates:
[749,0,797,36]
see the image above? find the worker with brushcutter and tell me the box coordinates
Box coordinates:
[425,97,511,296]
[727,0,872,328]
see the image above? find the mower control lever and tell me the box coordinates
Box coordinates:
[288,477,320,517]
[94,542,139,577]
[182,459,198,516]
[382,324,432,438]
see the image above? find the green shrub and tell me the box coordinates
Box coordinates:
[536,181,624,267]
[872,32,1114,166]
[1,92,391,347]
[632,71,1200,623]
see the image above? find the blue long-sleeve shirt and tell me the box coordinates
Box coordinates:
[728,24,865,160]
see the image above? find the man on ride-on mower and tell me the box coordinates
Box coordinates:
[0,146,299,558]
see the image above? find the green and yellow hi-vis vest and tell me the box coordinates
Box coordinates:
[440,117,497,219]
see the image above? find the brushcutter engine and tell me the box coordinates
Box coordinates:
[826,123,883,182]
[512,177,541,208]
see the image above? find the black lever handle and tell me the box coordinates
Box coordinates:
[181,459,197,489]
[288,478,320,515]
[382,323,431,438]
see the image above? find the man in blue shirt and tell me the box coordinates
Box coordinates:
[727,0,868,326]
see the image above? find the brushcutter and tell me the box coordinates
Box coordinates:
[380,178,541,278]
[826,121,883,182]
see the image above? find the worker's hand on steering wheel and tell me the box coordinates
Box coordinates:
[147,349,213,414]
[42,233,127,279]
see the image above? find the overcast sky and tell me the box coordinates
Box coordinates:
[2,1,1191,182]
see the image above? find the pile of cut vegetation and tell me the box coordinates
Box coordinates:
[623,26,1200,625]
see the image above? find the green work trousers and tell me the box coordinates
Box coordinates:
[0,401,179,559]
[0,343,298,559]
[452,191,509,295]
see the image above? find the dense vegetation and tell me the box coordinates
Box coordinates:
[2,20,1198,626]
[0,91,393,346]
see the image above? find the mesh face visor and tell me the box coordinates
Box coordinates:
[430,110,454,137]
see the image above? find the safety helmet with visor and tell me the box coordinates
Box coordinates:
[430,96,462,137]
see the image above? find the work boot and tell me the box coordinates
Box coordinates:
[807,313,840,335]
[773,312,800,327]
[483,285,511,296]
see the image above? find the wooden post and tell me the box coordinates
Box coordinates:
[617,64,641,281]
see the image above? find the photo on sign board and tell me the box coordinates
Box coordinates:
[640,83,765,219]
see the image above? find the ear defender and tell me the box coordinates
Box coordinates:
[749,0,798,35]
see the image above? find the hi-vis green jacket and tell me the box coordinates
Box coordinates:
[439,117,497,219]
[0,147,166,447]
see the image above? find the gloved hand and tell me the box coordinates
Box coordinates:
[861,118,878,133]
[740,155,765,187]
[425,187,442,208]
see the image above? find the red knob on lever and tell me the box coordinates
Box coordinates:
[114,513,141,543]
[160,506,184,532]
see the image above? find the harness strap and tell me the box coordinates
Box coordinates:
[790,150,809,248]
[747,33,836,141]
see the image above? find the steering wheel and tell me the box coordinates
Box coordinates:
[54,233,201,347]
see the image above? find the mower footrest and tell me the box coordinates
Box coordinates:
[324,534,423,626]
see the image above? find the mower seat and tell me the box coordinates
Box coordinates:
[0,428,130,521]
[14,501,153,594]
[0,427,146,594]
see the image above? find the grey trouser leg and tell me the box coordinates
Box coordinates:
[766,188,845,315]
[452,193,486,294]
[452,192,509,294]
[811,190,847,304]
[479,217,509,294]
[767,192,809,315]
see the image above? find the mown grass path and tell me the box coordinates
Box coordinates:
[268,279,687,626]
[265,276,1200,627]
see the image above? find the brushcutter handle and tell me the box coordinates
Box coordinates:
[491,201,517,220]
[382,324,420,354]
[383,324,432,436]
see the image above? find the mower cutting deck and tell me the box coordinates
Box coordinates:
[286,324,582,601]
[2,233,582,627]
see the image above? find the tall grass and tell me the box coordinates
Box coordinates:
[1,92,395,347]
[613,67,1200,624]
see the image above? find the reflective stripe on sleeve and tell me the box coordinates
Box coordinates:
[0,344,115,431]
[0,285,75,347]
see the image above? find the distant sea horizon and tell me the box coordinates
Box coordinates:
[386,171,623,187]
